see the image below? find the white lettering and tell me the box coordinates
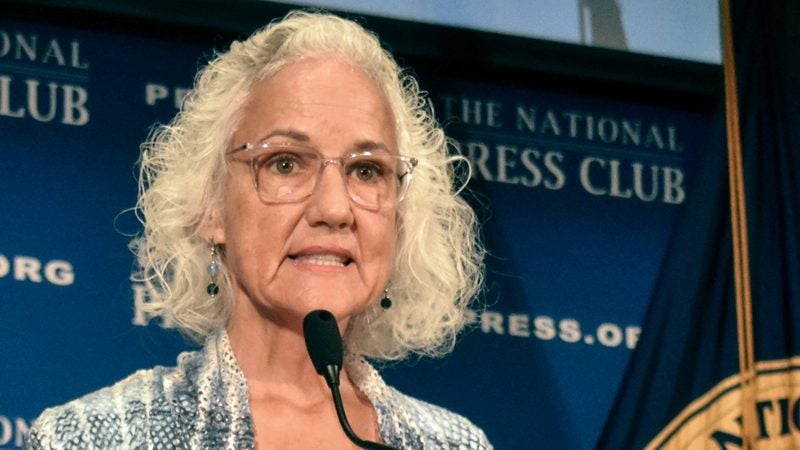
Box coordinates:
[465,141,493,181]
[44,260,74,286]
[486,101,502,128]
[663,167,686,204]
[533,315,556,340]
[480,311,504,335]
[132,284,173,327]
[626,326,641,349]
[174,87,191,109]
[632,162,659,202]
[14,417,28,447]
[472,310,640,350]
[509,102,686,154]
[580,156,686,204]
[69,40,88,69]
[559,318,582,343]
[508,314,530,337]
[14,256,42,283]
[580,156,607,195]
[444,96,503,127]
[668,125,684,152]
[621,121,641,146]
[41,38,66,66]
[460,98,482,126]
[0,416,31,447]
[564,111,582,137]
[145,83,169,105]
[14,33,36,62]
[0,76,25,118]
[519,148,543,187]
[598,117,619,143]
[0,32,10,57]
[0,254,9,277]
[144,83,192,109]
[0,76,89,125]
[0,416,10,446]
[458,140,567,190]
[543,151,566,190]
[26,79,59,122]
[609,159,632,199]
[515,106,535,132]
[132,284,156,326]
[597,323,623,347]
[61,84,89,125]
[540,110,561,136]
[585,115,595,140]
[0,31,88,69]
[645,124,666,149]
[0,254,74,286]
[496,145,519,184]
[464,309,478,324]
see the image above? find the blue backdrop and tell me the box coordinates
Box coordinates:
[1,12,718,449]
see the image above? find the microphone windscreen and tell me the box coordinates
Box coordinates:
[303,310,344,375]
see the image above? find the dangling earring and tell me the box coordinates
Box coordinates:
[206,237,220,298]
[380,284,392,310]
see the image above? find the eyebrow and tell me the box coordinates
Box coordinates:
[258,128,311,143]
[353,140,393,155]
[256,130,395,155]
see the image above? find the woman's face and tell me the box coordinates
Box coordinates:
[213,56,398,330]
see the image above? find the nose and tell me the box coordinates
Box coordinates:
[304,162,354,229]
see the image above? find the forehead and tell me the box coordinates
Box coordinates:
[233,56,397,151]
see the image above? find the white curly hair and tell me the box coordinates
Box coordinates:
[132,10,484,361]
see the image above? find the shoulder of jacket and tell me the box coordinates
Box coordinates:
[384,387,493,449]
[25,368,167,449]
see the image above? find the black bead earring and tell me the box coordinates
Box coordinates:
[206,237,219,298]
[380,285,392,310]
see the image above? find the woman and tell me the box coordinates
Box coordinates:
[26,11,488,449]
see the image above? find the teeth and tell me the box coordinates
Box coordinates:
[292,254,350,266]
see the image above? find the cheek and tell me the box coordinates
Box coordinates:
[367,213,398,266]
[221,188,300,278]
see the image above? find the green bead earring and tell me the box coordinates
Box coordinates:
[380,285,392,310]
[206,237,219,298]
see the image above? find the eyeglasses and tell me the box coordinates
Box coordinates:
[226,141,418,211]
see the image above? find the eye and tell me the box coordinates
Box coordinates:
[261,151,308,176]
[348,159,386,183]
[271,155,297,174]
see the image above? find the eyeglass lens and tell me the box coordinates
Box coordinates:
[251,146,412,209]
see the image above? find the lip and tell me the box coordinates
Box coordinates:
[288,246,354,268]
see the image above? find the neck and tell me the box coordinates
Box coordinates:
[226,302,353,404]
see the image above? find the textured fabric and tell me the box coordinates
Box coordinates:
[25,330,492,449]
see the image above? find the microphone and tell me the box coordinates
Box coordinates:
[303,310,399,450]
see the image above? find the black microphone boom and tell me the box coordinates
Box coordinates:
[303,310,399,450]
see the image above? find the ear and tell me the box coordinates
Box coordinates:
[198,209,226,245]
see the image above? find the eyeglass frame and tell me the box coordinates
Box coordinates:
[225,141,419,210]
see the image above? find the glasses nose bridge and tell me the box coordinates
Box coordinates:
[317,156,348,179]
[313,156,351,196]
[320,156,344,169]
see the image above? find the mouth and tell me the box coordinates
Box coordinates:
[288,253,353,267]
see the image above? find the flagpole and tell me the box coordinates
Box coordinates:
[720,0,757,447]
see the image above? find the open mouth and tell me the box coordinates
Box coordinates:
[289,254,353,267]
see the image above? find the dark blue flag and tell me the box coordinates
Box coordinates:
[596,1,800,448]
